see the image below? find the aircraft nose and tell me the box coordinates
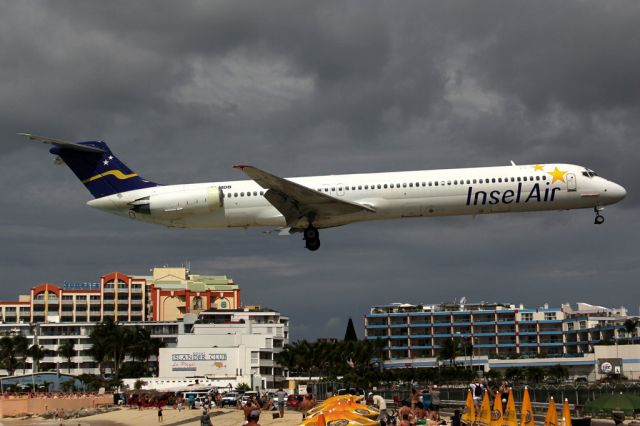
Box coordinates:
[606,182,627,202]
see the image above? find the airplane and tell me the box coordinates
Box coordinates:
[21,133,627,251]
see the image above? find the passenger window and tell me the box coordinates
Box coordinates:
[377,184,381,189]
[254,191,258,196]
[542,176,547,180]
[428,182,432,186]
[491,178,496,183]
[403,183,407,188]
[234,193,238,197]
[466,180,470,184]
[447,181,451,185]
[510,178,514,182]
[260,191,264,195]
[358,186,362,190]
[454,180,458,185]
[390,184,394,188]
[434,181,439,186]
[472,179,477,184]
[383,184,388,189]
[409,183,413,187]
[365,185,369,190]
[535,176,540,181]
[498,178,502,183]
[338,187,343,191]
[517,177,521,182]
[416,182,420,187]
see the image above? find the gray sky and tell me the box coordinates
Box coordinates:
[1,1,639,340]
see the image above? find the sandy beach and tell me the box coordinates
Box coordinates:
[0,407,303,426]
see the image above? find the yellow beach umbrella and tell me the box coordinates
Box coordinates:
[462,389,476,425]
[544,397,558,426]
[520,387,535,426]
[562,399,572,426]
[502,388,517,426]
[478,390,492,426]
[490,391,504,426]
[300,410,379,426]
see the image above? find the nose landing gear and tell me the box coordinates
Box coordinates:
[594,206,605,225]
[304,225,321,251]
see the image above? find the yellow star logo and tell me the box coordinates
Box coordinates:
[532,165,544,171]
[547,167,567,183]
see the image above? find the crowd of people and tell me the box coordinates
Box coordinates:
[369,385,444,426]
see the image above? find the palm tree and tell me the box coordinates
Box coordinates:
[57,340,76,374]
[13,336,29,374]
[438,338,461,366]
[623,318,638,339]
[0,336,19,376]
[27,344,51,373]
[90,318,133,377]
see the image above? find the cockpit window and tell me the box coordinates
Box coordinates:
[582,169,598,178]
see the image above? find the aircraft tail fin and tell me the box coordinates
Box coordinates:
[20,133,159,198]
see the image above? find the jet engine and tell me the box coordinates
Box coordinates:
[130,186,223,216]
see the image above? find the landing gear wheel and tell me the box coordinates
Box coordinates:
[303,225,321,251]
[304,226,319,241]
[593,206,605,225]
[305,238,321,251]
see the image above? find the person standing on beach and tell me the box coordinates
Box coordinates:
[157,404,163,422]
[200,410,212,426]
[275,387,286,418]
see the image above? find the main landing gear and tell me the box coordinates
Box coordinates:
[594,206,605,225]
[304,225,321,251]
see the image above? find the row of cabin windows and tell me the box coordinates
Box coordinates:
[224,175,548,198]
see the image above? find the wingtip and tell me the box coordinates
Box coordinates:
[233,164,250,170]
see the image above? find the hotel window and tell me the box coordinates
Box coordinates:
[521,313,533,321]
[544,313,556,321]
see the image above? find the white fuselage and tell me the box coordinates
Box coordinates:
[87,163,626,230]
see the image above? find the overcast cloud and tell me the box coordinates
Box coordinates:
[1,1,639,340]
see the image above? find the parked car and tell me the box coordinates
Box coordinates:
[220,392,240,407]
[240,391,259,407]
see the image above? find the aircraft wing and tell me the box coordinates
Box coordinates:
[233,165,375,227]
[18,133,105,153]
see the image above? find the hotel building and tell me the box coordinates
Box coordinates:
[365,301,639,379]
[0,267,239,324]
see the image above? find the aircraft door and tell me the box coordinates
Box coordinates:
[566,173,577,191]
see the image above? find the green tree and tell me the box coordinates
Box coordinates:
[525,366,545,384]
[438,338,461,366]
[545,365,569,383]
[0,335,30,376]
[27,344,52,373]
[504,367,523,383]
[57,340,76,374]
[344,318,358,341]
[623,318,638,338]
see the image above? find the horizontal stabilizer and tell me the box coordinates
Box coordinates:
[18,133,105,154]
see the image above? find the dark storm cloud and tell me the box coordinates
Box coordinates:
[1,1,639,339]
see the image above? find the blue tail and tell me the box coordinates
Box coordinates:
[49,140,159,198]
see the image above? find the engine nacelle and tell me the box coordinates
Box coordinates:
[131,187,223,216]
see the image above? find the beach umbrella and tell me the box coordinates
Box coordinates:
[562,399,572,426]
[478,390,491,426]
[490,391,504,426]
[462,389,476,425]
[520,387,535,426]
[583,393,640,416]
[544,397,558,426]
[300,410,379,426]
[503,388,517,426]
